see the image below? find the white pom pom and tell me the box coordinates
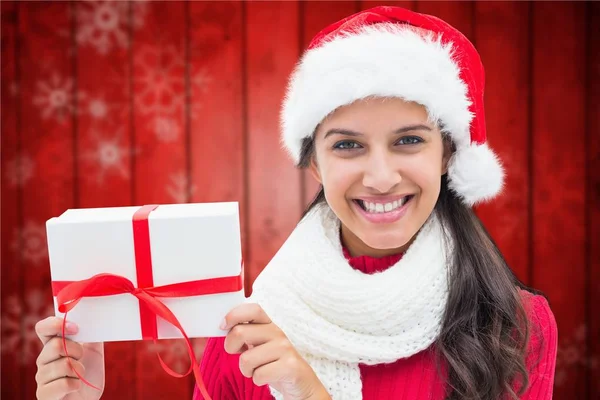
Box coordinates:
[447,143,504,206]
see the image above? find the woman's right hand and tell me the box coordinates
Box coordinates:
[35,317,105,400]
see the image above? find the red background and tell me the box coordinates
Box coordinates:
[1,1,598,399]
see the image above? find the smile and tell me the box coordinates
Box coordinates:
[352,195,414,224]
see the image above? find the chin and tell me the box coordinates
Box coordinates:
[360,230,412,251]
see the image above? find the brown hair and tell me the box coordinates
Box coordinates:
[297,134,541,399]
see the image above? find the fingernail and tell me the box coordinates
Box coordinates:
[65,322,78,334]
[219,319,227,330]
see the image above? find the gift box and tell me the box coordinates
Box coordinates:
[46,202,245,344]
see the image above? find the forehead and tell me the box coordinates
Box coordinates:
[317,97,432,134]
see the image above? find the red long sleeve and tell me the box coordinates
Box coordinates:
[518,292,559,399]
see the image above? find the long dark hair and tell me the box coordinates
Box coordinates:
[297,135,541,400]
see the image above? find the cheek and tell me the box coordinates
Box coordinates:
[405,156,443,199]
[320,159,360,192]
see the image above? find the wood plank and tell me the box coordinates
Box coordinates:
[187,0,245,384]
[414,1,474,42]
[586,1,600,398]
[1,1,23,398]
[531,2,587,397]
[130,1,191,398]
[473,2,531,285]
[18,2,76,399]
[246,1,302,294]
[359,1,415,11]
[301,1,359,209]
[73,1,136,397]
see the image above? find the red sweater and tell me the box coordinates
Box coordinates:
[194,249,558,400]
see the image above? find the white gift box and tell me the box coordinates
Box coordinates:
[46,202,245,344]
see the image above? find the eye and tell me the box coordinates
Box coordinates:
[396,136,424,145]
[333,140,362,150]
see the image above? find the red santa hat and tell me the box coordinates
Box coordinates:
[280,6,504,206]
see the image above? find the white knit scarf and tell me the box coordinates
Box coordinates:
[249,204,451,400]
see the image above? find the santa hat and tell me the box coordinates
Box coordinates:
[280,6,504,206]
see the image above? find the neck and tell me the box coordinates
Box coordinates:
[340,223,412,257]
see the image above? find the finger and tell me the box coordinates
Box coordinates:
[222,303,271,330]
[238,339,287,378]
[252,356,306,387]
[225,323,283,354]
[35,316,78,345]
[37,337,84,367]
[36,357,85,386]
[36,377,81,400]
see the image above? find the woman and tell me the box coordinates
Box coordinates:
[34,6,557,400]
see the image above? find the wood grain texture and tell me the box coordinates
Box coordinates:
[245,1,302,295]
[18,2,76,399]
[532,2,587,397]
[586,1,600,398]
[473,1,531,285]
[1,1,23,398]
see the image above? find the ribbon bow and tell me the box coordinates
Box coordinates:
[51,205,244,400]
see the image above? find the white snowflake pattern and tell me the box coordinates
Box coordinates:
[166,172,196,204]
[33,73,75,122]
[79,127,132,184]
[11,221,48,266]
[134,44,186,116]
[1,290,54,364]
[145,338,207,373]
[75,0,147,55]
[189,68,212,121]
[554,324,598,386]
[4,153,35,187]
[153,115,181,143]
[78,92,120,121]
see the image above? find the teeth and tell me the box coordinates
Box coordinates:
[360,197,409,214]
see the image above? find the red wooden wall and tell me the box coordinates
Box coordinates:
[1,1,598,399]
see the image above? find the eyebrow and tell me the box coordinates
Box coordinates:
[323,124,432,139]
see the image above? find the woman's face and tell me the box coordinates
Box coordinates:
[309,97,449,257]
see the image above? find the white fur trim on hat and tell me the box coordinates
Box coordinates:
[280,25,473,164]
[447,143,504,206]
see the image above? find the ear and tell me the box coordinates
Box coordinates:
[308,156,323,184]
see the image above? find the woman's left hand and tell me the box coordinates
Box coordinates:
[222,303,330,400]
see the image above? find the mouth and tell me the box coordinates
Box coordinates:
[353,195,414,213]
[351,195,415,224]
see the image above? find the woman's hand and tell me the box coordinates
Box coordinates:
[222,303,330,400]
[34,317,105,400]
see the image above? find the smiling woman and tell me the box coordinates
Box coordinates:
[32,5,558,400]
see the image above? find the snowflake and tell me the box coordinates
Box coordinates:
[145,338,207,373]
[4,153,35,187]
[79,127,132,184]
[11,221,48,266]
[1,289,55,364]
[75,0,147,55]
[554,324,598,386]
[166,172,196,204]
[77,92,115,121]
[33,73,75,122]
[134,44,186,116]
[189,68,212,120]
[152,116,181,143]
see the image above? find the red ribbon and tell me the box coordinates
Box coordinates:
[51,205,244,400]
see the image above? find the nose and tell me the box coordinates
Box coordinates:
[362,150,402,193]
